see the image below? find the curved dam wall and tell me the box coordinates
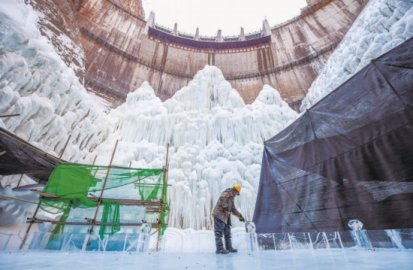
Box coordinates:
[51,0,368,108]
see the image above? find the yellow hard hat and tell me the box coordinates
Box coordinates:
[233,184,241,193]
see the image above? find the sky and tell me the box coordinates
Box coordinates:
[141,0,308,36]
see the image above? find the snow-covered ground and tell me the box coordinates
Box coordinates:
[1,249,413,270]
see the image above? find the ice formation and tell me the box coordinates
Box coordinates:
[1,0,412,234]
[301,0,413,110]
[93,67,297,229]
[0,185,39,226]
[0,0,109,163]
[0,1,297,230]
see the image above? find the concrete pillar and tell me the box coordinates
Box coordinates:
[145,11,155,33]
[262,19,271,36]
[216,29,223,42]
[195,27,200,40]
[147,11,155,27]
[173,23,178,35]
[240,27,246,41]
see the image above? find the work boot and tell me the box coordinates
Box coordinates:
[215,237,229,254]
[216,248,230,254]
[225,239,237,253]
[215,231,229,254]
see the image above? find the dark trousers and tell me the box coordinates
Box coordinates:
[214,217,232,250]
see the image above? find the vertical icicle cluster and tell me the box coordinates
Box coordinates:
[93,67,297,229]
[0,0,110,164]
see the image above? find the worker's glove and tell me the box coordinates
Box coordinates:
[239,216,245,222]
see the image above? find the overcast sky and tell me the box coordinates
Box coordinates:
[141,0,308,36]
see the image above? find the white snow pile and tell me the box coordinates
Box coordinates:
[0,0,109,162]
[301,0,413,110]
[94,66,298,229]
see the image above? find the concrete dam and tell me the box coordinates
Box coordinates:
[32,0,367,109]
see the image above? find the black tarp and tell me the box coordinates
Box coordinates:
[0,127,59,183]
[253,37,413,233]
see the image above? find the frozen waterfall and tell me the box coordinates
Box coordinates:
[93,67,298,229]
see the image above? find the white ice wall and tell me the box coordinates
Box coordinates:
[301,0,413,110]
[0,0,109,164]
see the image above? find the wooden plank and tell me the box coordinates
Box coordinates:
[0,128,60,163]
[0,114,20,118]
[88,196,162,206]
[31,189,59,198]
[27,217,161,228]
[32,190,163,207]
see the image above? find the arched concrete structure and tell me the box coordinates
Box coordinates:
[34,0,369,109]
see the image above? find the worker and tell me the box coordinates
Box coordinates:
[212,184,245,254]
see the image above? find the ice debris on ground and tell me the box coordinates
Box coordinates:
[300,0,413,111]
[0,1,297,230]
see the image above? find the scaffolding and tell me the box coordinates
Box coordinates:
[20,142,170,251]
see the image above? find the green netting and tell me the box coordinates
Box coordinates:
[51,204,71,235]
[137,183,162,200]
[42,164,98,209]
[99,200,120,239]
[40,162,169,240]
[44,164,98,199]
